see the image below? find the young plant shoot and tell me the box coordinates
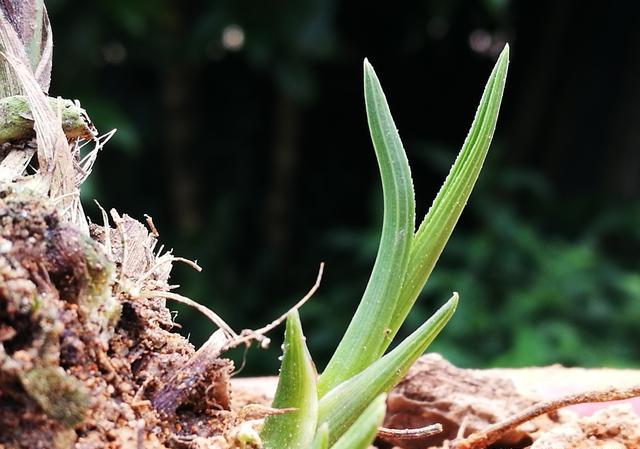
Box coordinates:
[261,45,509,448]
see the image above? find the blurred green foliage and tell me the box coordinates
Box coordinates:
[408,151,640,368]
[43,0,640,373]
[307,146,640,369]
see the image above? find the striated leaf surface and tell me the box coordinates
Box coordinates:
[319,294,457,444]
[319,58,415,396]
[261,311,318,449]
[388,45,509,339]
[329,394,386,449]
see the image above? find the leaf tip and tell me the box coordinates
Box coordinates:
[363,57,375,78]
[497,43,510,69]
[449,291,460,310]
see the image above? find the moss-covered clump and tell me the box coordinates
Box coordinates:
[0,186,113,426]
[19,366,89,426]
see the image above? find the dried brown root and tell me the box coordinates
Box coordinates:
[235,403,295,421]
[227,262,324,351]
[0,186,240,448]
[377,423,443,443]
[137,289,238,339]
[452,384,640,449]
[149,263,324,421]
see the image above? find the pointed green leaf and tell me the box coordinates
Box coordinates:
[388,45,510,340]
[319,58,415,396]
[311,423,330,449]
[319,294,457,444]
[261,311,318,449]
[329,394,386,449]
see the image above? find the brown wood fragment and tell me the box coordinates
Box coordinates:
[385,354,536,448]
[151,330,229,416]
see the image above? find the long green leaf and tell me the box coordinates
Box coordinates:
[387,45,510,341]
[261,311,318,449]
[329,394,386,449]
[318,58,416,396]
[318,294,457,444]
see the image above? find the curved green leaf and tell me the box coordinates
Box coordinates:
[261,311,318,449]
[329,394,386,449]
[319,294,457,444]
[319,58,415,396]
[388,45,510,340]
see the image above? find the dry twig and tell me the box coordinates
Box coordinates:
[237,404,296,421]
[150,264,324,417]
[226,262,324,350]
[377,423,443,443]
[138,289,238,339]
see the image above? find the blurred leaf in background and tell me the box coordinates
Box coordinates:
[45,0,640,373]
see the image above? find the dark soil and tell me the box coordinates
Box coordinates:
[0,188,236,449]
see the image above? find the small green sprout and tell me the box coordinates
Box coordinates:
[261,311,318,449]
[261,45,509,448]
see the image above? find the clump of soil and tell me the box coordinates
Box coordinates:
[0,187,236,449]
[530,405,640,449]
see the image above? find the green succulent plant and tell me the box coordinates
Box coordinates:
[261,45,509,449]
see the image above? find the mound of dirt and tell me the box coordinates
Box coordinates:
[0,188,235,449]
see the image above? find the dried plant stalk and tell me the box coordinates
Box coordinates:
[377,423,443,442]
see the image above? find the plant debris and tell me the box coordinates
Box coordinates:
[453,384,640,449]
[0,187,237,449]
[529,405,640,449]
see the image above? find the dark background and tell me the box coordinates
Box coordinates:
[47,0,640,374]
